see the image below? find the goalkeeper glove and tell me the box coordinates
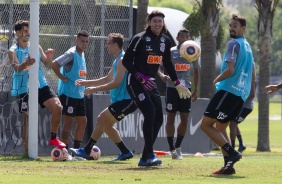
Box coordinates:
[135,72,156,91]
[174,79,191,99]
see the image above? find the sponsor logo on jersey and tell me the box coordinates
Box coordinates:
[147,55,162,64]
[146,45,153,51]
[79,70,87,77]
[175,63,190,71]
[145,36,151,42]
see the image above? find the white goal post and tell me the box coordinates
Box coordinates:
[28,0,40,159]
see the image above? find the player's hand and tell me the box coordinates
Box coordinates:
[191,91,198,102]
[75,79,87,86]
[62,76,69,83]
[264,85,279,94]
[45,48,54,60]
[135,72,156,91]
[159,74,171,83]
[24,56,36,66]
[84,87,97,95]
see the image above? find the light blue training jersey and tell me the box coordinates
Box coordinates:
[110,51,131,103]
[10,43,47,96]
[57,46,86,99]
[216,37,254,102]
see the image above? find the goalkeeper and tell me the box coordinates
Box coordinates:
[122,10,191,167]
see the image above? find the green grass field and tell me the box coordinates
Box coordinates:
[1,102,282,184]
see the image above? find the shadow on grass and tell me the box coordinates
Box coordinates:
[207,174,246,179]
[97,160,131,165]
[122,165,164,171]
[0,154,34,162]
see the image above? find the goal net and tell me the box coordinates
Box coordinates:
[0,0,133,156]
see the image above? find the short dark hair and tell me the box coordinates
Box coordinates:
[77,30,89,38]
[14,20,29,31]
[177,29,190,37]
[231,14,246,27]
[145,10,167,33]
[108,33,124,49]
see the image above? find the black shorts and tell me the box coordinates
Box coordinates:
[59,94,86,116]
[232,108,253,124]
[204,90,244,123]
[108,99,137,121]
[165,87,191,113]
[18,85,57,112]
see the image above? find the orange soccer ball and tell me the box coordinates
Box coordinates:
[179,40,201,62]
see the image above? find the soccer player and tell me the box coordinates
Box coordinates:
[122,10,191,166]
[158,29,199,160]
[229,63,256,153]
[52,30,89,152]
[70,33,137,160]
[9,20,65,155]
[200,14,254,174]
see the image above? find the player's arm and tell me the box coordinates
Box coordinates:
[213,61,235,85]
[52,60,68,82]
[8,50,35,73]
[157,65,170,83]
[40,45,54,69]
[247,62,256,100]
[76,69,113,87]
[122,36,141,75]
[192,67,199,102]
[84,58,126,95]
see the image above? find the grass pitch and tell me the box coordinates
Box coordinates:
[1,102,282,183]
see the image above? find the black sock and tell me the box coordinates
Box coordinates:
[50,132,57,140]
[237,135,243,145]
[74,140,82,149]
[231,140,235,148]
[175,134,184,148]
[65,144,68,150]
[116,141,129,154]
[222,143,237,156]
[167,136,175,151]
[224,156,229,166]
[85,138,97,154]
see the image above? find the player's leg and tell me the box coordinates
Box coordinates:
[73,98,87,149]
[73,116,87,148]
[19,93,29,155]
[165,87,177,154]
[174,94,191,159]
[39,86,64,148]
[236,108,252,153]
[229,120,237,148]
[61,115,73,149]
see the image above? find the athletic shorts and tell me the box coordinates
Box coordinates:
[59,94,86,116]
[204,90,244,123]
[232,108,253,124]
[165,87,191,113]
[18,85,57,112]
[108,99,137,121]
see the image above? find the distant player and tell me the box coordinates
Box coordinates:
[158,29,199,160]
[70,33,137,160]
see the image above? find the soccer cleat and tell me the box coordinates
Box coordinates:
[138,158,147,167]
[212,167,236,174]
[175,147,183,160]
[238,144,246,153]
[69,148,91,160]
[171,150,181,160]
[49,137,66,148]
[146,154,162,166]
[225,151,242,169]
[112,150,134,161]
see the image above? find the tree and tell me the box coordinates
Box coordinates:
[136,0,148,33]
[183,0,224,98]
[255,0,279,151]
